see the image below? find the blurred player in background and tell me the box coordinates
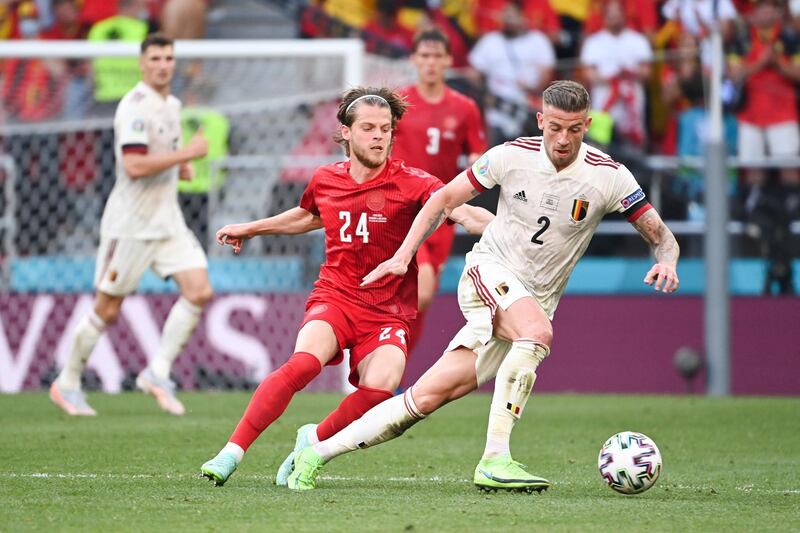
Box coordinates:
[50,33,211,417]
[200,87,493,487]
[392,27,487,368]
[288,80,680,492]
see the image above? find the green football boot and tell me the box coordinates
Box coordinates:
[287,447,325,491]
[473,454,550,493]
[276,423,317,486]
[200,451,239,486]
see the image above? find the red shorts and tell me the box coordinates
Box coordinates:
[301,290,411,387]
[416,222,456,273]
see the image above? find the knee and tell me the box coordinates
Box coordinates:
[94,303,120,325]
[185,284,214,308]
[97,307,119,325]
[518,322,553,349]
[358,347,406,391]
[411,388,446,415]
[417,289,434,312]
[360,369,402,392]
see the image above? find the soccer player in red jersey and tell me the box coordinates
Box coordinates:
[391,27,487,359]
[200,86,493,487]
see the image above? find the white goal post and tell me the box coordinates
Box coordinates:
[0,39,365,88]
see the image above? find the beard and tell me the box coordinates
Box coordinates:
[351,142,389,169]
[546,144,578,169]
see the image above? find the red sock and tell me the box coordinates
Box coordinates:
[229,352,321,451]
[408,308,429,355]
[315,385,393,441]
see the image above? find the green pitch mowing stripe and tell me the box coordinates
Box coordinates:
[1,392,798,532]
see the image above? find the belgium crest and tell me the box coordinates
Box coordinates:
[571,199,589,222]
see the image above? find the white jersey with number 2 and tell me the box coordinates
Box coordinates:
[465,137,649,319]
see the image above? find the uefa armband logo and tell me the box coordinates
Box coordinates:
[473,154,490,177]
[620,188,645,209]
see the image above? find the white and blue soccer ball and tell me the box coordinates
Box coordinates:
[598,431,662,495]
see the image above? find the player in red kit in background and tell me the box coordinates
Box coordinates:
[392,27,487,364]
[200,87,493,487]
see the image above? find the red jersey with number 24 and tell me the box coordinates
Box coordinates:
[299,158,444,321]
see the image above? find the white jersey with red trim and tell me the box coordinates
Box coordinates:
[100,81,185,239]
[465,136,649,318]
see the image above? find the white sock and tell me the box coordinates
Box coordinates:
[314,389,425,462]
[308,427,320,446]
[150,297,202,380]
[57,312,106,391]
[222,442,244,463]
[482,340,549,459]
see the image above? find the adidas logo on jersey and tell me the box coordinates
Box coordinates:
[513,190,528,203]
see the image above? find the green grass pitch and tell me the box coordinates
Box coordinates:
[1,392,798,532]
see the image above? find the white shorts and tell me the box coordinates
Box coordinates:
[738,121,800,161]
[444,255,538,386]
[94,227,207,296]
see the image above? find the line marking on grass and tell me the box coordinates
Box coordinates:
[322,475,471,483]
[0,472,470,483]
[4,473,798,494]
[670,483,800,495]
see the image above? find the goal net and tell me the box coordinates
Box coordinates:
[0,39,414,394]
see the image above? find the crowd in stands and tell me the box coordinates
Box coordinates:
[0,0,206,40]
[299,1,798,159]
[1,0,206,121]
[0,0,798,291]
[3,0,799,161]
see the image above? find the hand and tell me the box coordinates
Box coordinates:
[216,223,252,254]
[754,48,774,70]
[766,45,789,71]
[179,162,194,181]
[644,263,679,293]
[361,255,411,286]
[186,132,209,159]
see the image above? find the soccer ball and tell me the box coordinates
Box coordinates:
[598,431,662,495]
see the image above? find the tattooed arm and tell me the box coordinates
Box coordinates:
[361,171,481,285]
[630,208,680,293]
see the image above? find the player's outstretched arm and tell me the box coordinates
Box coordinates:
[630,208,680,293]
[361,172,480,286]
[449,204,494,235]
[123,132,209,179]
[216,207,322,254]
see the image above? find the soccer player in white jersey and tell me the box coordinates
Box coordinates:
[50,33,211,416]
[288,80,680,492]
